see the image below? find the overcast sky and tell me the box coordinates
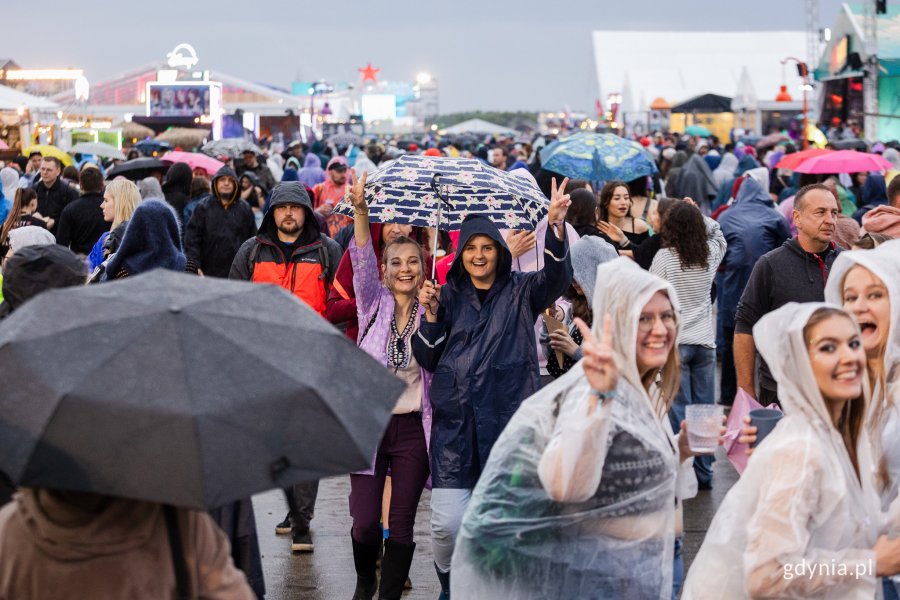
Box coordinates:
[7,0,846,113]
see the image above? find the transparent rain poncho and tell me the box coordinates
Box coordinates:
[682,302,882,599]
[451,258,695,600]
[825,239,900,510]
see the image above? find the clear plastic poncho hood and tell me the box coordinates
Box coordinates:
[825,239,900,508]
[451,258,685,599]
[683,302,881,599]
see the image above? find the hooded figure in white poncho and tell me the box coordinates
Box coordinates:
[826,240,900,513]
[450,257,697,600]
[682,302,886,599]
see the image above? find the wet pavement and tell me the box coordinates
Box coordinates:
[253,447,740,599]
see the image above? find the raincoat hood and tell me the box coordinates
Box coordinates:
[162,162,192,196]
[138,177,163,200]
[570,235,618,304]
[1,244,86,311]
[755,302,867,429]
[592,257,679,395]
[297,153,326,188]
[883,148,900,170]
[280,167,299,182]
[713,153,738,188]
[734,175,773,207]
[105,199,186,277]
[304,154,322,169]
[13,489,161,560]
[826,239,900,387]
[735,154,760,176]
[211,166,239,207]
[7,226,54,254]
[258,181,320,245]
[0,167,18,201]
[861,173,888,207]
[745,166,770,192]
[239,171,262,189]
[446,214,512,289]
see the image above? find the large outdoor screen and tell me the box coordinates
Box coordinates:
[147,83,212,117]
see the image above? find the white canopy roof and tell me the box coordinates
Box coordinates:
[0,84,58,111]
[441,118,515,135]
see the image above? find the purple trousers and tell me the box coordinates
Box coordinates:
[349,412,429,545]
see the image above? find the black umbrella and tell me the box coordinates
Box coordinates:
[106,157,170,181]
[0,269,404,509]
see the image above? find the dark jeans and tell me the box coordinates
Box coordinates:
[669,344,717,486]
[672,536,684,600]
[349,412,430,546]
[285,480,319,531]
[720,326,736,406]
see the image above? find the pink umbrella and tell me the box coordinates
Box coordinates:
[161,151,224,177]
[0,140,8,150]
[793,150,893,174]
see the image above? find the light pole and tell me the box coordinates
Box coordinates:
[308,80,333,140]
[782,57,811,150]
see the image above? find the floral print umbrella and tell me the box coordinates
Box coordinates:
[333,154,548,231]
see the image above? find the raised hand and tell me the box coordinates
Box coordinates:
[574,314,618,413]
[348,170,368,212]
[548,176,571,225]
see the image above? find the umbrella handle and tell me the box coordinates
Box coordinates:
[430,174,444,281]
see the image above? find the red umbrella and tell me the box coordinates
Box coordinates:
[793,150,892,174]
[774,148,832,171]
[161,151,224,177]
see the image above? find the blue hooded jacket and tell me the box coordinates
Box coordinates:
[413,214,572,488]
[716,177,790,328]
[104,199,187,279]
[852,173,888,223]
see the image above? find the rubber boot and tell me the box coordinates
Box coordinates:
[351,535,380,600]
[378,540,416,600]
[434,562,450,600]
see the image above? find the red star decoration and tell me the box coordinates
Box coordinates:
[358,62,380,83]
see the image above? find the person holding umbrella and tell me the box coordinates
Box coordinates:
[344,172,432,600]
[413,177,573,598]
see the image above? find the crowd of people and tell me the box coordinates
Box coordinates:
[0,124,898,600]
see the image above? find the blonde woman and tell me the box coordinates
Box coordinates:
[87,179,141,271]
[88,179,141,279]
[683,302,900,599]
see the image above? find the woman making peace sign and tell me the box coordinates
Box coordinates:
[451,258,709,599]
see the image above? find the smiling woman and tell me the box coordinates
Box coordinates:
[826,241,900,520]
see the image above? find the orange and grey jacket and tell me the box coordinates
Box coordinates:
[228,182,342,316]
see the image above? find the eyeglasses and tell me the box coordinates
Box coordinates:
[638,312,677,333]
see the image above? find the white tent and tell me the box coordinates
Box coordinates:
[592,31,806,108]
[0,84,57,111]
[441,118,515,135]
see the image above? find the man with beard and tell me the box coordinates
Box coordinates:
[229,181,342,554]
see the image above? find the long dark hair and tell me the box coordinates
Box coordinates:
[0,188,37,249]
[660,202,709,270]
[597,180,629,221]
[564,284,592,326]
[565,189,598,229]
[655,197,678,230]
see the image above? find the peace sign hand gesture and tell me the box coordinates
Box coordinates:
[548,176,571,224]
[348,170,368,213]
[574,314,618,414]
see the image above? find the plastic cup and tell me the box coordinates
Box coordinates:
[749,408,783,448]
[685,404,724,453]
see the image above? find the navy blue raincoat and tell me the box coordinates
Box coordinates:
[413,215,572,489]
[716,177,790,329]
